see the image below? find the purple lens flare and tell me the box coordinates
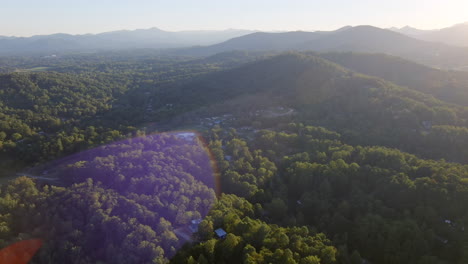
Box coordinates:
[18,130,220,260]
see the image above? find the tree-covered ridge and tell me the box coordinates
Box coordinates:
[199,123,468,263]
[155,53,468,163]
[1,133,219,263]
[319,52,468,106]
[58,132,217,224]
[171,194,338,264]
[1,178,177,263]
[0,72,127,115]
[160,53,349,111]
[0,72,136,169]
[0,52,265,169]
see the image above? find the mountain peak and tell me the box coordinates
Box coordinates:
[451,22,468,28]
[335,26,353,32]
[147,27,165,32]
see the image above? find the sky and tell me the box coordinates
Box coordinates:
[1,0,468,37]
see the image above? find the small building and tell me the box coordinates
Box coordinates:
[422,120,433,131]
[189,219,202,233]
[214,228,227,239]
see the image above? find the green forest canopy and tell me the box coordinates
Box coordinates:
[1,51,468,263]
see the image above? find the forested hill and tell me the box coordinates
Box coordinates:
[1,52,467,166]
[185,31,326,54]
[2,50,468,263]
[319,52,468,106]
[158,53,468,163]
[180,26,468,71]
[161,53,350,110]
[0,72,134,169]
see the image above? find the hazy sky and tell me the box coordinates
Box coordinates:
[1,0,468,36]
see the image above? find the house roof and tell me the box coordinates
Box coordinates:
[214,228,227,237]
[191,219,202,225]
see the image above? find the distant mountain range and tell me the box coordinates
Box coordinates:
[3,24,468,71]
[0,28,255,55]
[179,25,468,70]
[390,22,468,47]
[389,26,434,36]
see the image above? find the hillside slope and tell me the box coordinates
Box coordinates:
[158,53,468,162]
[319,52,468,106]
